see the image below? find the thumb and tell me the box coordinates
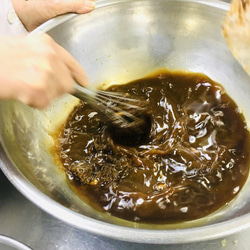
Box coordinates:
[58,0,96,14]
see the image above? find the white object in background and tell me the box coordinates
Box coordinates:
[0,0,27,36]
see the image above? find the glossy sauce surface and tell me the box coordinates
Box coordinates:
[56,70,250,223]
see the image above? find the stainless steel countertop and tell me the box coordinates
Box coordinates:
[2,0,250,249]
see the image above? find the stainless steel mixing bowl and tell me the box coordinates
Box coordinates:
[1,0,250,244]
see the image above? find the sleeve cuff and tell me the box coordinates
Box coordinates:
[0,0,28,36]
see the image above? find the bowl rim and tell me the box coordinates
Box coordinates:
[30,0,230,35]
[2,0,248,245]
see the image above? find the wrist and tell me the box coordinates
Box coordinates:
[11,0,32,31]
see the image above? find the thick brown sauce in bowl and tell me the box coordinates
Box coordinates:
[56,70,250,223]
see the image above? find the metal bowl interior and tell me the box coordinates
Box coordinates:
[1,0,250,244]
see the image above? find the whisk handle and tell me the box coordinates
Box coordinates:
[73,83,97,103]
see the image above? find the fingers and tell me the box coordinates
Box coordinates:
[51,40,90,90]
[0,34,89,109]
[58,0,97,14]
[18,35,74,108]
[27,34,89,108]
[12,0,97,31]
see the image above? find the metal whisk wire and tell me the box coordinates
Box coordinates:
[73,83,147,128]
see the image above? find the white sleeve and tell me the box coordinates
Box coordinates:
[0,0,28,36]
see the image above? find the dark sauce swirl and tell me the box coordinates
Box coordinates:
[56,70,250,223]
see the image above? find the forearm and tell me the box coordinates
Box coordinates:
[0,0,27,36]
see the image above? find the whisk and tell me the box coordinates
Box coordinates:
[73,83,151,136]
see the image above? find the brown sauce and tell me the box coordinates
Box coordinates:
[56,70,250,223]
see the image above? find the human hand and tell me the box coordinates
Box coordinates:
[0,33,88,108]
[11,0,96,31]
